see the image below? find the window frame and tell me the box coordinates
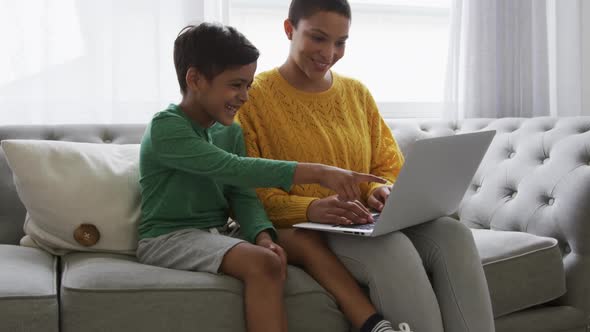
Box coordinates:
[227,0,451,119]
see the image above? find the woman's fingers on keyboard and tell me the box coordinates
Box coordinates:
[331,207,368,224]
[336,200,373,222]
[324,214,352,225]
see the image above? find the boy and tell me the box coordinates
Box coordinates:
[136,22,385,332]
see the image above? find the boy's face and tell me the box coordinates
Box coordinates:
[195,62,257,126]
[286,11,350,82]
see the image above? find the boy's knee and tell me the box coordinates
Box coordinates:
[246,249,283,280]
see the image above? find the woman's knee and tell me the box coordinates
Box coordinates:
[410,217,475,247]
[329,231,422,268]
[378,231,414,247]
[442,217,474,241]
[404,217,478,267]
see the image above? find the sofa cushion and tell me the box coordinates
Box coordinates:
[494,306,588,332]
[60,252,348,332]
[472,229,566,318]
[1,139,141,255]
[0,244,59,332]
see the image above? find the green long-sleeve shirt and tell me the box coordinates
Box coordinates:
[138,104,297,243]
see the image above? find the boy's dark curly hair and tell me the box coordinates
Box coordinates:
[174,22,259,94]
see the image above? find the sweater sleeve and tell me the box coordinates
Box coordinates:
[150,112,296,191]
[239,104,318,228]
[363,88,405,201]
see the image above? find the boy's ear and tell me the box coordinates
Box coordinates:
[185,67,205,92]
[284,19,294,40]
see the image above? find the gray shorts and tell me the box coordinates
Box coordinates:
[136,226,245,274]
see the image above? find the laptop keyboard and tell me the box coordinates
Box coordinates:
[330,213,380,230]
[332,220,379,230]
[346,223,376,230]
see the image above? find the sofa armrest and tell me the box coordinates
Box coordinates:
[457,117,590,316]
[389,116,590,317]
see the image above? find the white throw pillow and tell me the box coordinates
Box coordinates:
[1,140,141,255]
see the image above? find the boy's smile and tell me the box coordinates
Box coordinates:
[183,61,257,128]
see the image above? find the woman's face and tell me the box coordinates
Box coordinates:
[286,11,350,82]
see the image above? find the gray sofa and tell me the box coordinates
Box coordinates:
[0,117,589,332]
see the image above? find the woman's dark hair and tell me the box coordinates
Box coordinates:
[173,22,259,94]
[288,0,351,27]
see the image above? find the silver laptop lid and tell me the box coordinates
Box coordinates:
[372,130,495,236]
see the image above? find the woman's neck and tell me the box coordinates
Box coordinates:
[279,60,332,93]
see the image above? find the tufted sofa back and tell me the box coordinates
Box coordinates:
[1,118,589,313]
[387,116,590,314]
[1,118,588,244]
[388,117,590,238]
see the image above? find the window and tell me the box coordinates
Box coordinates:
[228,0,451,118]
[0,0,451,124]
[0,0,188,124]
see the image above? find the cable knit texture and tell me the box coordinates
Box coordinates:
[238,68,404,228]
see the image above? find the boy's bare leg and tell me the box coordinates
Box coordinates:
[220,242,288,332]
[277,228,376,329]
[282,305,289,331]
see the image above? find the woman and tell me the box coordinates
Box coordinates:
[237,0,496,331]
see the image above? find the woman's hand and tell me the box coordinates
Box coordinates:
[367,185,391,212]
[306,195,374,225]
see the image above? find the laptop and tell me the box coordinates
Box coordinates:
[293,130,496,237]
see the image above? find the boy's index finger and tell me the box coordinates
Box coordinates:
[357,173,387,184]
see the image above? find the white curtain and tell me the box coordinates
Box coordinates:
[445,0,590,119]
[0,0,223,125]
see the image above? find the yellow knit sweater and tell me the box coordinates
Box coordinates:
[237,68,404,228]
